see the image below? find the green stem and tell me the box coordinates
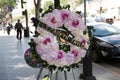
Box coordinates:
[49,70,53,80]
[64,70,67,80]
[55,71,58,80]
[37,67,43,80]
[72,69,76,80]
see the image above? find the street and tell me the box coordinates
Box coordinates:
[97,59,120,78]
[1,0,120,80]
[0,24,120,80]
[0,29,83,80]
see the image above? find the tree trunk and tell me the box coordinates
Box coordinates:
[34,0,41,18]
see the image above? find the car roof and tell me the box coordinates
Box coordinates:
[87,22,120,37]
[86,22,110,27]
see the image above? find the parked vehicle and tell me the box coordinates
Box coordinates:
[95,16,105,22]
[112,21,120,29]
[87,22,120,62]
[104,18,114,25]
[86,17,96,23]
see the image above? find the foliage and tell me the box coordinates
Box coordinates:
[60,0,83,11]
[0,0,18,16]
[60,0,68,6]
[31,8,35,15]
[60,0,83,6]
[43,0,54,11]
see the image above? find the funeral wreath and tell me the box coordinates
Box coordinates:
[24,5,89,71]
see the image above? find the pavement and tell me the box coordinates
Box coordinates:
[0,29,120,80]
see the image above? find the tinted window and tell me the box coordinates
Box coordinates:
[92,24,120,36]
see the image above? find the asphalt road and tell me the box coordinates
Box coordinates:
[97,59,120,78]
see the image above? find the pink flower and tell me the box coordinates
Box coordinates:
[45,37,51,43]
[40,9,63,29]
[36,44,45,54]
[79,49,86,57]
[62,13,69,20]
[70,18,84,29]
[65,53,75,65]
[72,20,79,28]
[60,9,71,22]
[71,50,79,57]
[81,39,87,45]
[57,51,64,59]
[64,12,86,31]
[70,45,86,58]
[51,17,57,23]
[42,37,51,45]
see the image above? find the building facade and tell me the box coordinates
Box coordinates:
[77,0,120,20]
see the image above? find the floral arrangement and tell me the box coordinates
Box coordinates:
[25,5,88,71]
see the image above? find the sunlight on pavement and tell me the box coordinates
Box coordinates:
[10,63,30,69]
[9,55,23,59]
[16,75,36,80]
[0,26,35,37]
[0,29,16,36]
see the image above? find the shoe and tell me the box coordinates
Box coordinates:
[17,37,19,40]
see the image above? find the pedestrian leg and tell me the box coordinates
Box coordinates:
[16,32,19,40]
[20,31,22,40]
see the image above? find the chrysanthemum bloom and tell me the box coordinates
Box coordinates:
[60,9,72,23]
[40,9,63,29]
[64,12,86,31]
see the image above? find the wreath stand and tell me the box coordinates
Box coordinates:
[24,0,95,80]
[36,67,79,80]
[24,44,82,80]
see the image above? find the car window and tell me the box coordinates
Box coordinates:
[86,17,96,23]
[92,24,120,36]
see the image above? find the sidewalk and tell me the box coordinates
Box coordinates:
[0,30,120,80]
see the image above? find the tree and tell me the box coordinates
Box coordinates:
[43,0,54,11]
[33,0,41,18]
[0,0,18,17]
[32,0,83,18]
[60,0,83,5]
[60,0,83,11]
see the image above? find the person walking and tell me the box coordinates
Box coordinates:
[15,19,24,40]
[2,21,6,33]
[6,23,11,35]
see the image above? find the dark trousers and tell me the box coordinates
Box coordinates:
[16,30,22,40]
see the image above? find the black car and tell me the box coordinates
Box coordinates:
[87,22,120,62]
[104,18,114,25]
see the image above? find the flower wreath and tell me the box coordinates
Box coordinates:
[25,5,88,71]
